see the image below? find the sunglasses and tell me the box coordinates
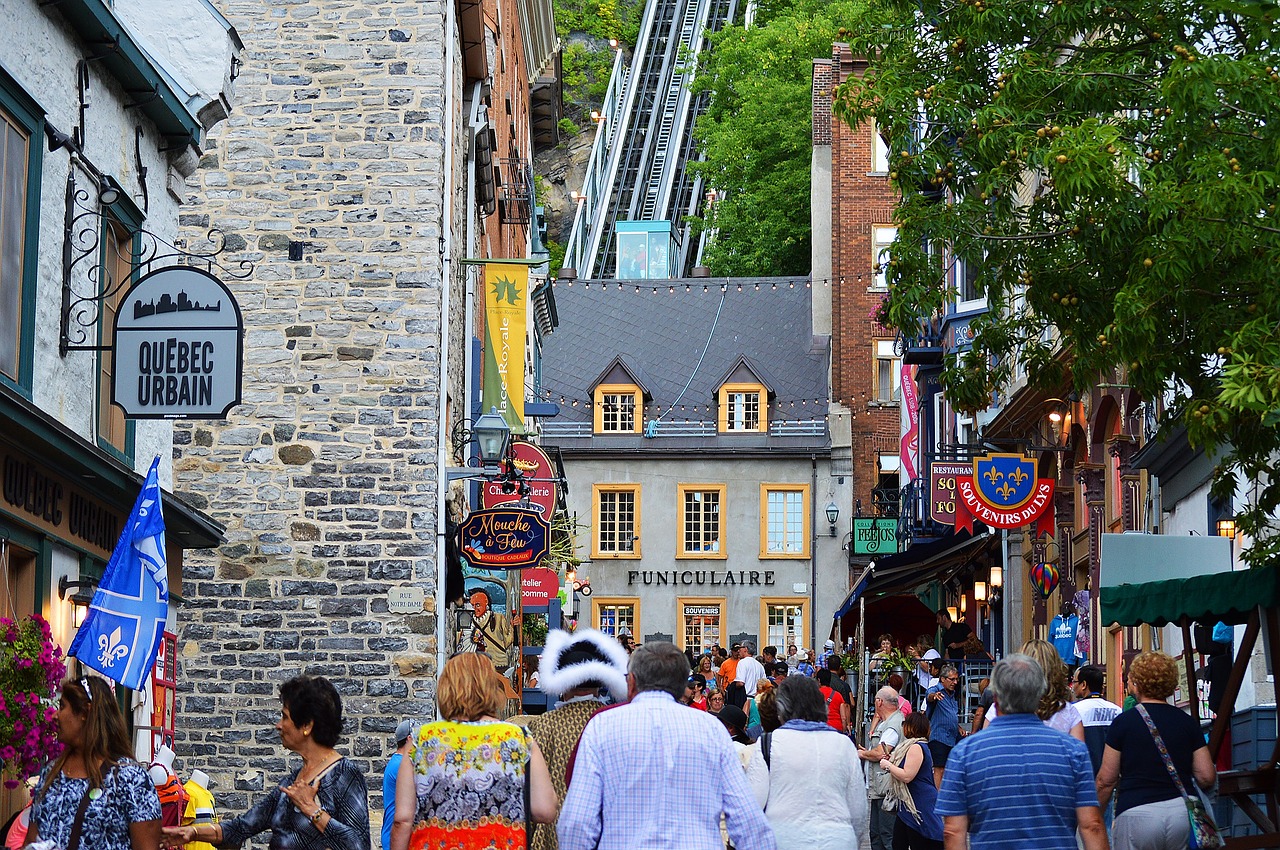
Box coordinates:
[80,678,94,702]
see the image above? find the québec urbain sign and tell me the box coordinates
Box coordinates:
[113,266,243,419]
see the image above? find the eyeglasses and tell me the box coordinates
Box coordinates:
[944,676,959,682]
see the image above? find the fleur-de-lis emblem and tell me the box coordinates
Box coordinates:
[983,468,1004,484]
[995,482,1016,501]
[1008,467,1029,486]
[97,626,129,668]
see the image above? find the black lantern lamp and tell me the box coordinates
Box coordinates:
[825,501,839,537]
[59,575,99,628]
[472,408,512,468]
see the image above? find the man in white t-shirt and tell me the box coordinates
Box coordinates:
[733,643,767,696]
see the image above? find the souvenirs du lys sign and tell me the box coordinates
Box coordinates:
[933,452,1056,535]
[113,266,244,419]
[460,508,551,569]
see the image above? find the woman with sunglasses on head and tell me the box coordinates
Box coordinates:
[28,676,162,850]
[162,674,370,849]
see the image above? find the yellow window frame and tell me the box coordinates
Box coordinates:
[676,483,728,560]
[592,483,642,559]
[593,383,642,434]
[759,483,810,559]
[718,382,767,433]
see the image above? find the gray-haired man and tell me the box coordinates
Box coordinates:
[935,654,1106,850]
[857,687,904,850]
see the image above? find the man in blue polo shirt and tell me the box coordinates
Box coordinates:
[936,654,1108,850]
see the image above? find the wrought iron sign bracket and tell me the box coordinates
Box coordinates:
[59,170,254,356]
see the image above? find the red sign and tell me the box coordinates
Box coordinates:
[930,462,969,525]
[481,441,557,515]
[521,567,559,607]
[952,453,1056,535]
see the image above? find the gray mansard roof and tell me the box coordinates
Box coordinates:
[539,276,830,454]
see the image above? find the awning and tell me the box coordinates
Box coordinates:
[834,530,991,619]
[1100,564,1280,627]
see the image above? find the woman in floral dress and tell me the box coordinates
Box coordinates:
[392,653,556,850]
[28,676,162,850]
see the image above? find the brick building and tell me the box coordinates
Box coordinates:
[171,0,557,830]
[813,46,903,570]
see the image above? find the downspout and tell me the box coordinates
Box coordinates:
[435,0,459,703]
[811,454,818,653]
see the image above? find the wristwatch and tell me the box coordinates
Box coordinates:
[310,806,327,822]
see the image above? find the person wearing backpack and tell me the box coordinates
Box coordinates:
[859,687,905,850]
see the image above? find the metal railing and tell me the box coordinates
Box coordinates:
[540,418,826,439]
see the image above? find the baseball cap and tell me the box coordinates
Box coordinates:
[394,719,414,746]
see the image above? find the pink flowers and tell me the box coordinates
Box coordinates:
[0,615,65,788]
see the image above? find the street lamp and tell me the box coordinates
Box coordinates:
[59,575,98,628]
[472,408,511,468]
[974,580,988,605]
[1216,518,1237,540]
[825,501,839,537]
[989,565,1003,588]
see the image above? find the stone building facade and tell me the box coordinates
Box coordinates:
[171,0,557,830]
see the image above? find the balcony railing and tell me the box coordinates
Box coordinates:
[898,318,945,366]
[541,418,826,439]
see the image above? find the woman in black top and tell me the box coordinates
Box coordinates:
[162,675,370,850]
[1096,651,1215,850]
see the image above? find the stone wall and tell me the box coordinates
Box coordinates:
[172,0,462,828]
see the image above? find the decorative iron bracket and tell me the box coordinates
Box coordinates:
[59,170,253,355]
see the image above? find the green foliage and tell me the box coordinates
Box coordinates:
[558,117,581,138]
[690,0,871,275]
[834,0,1280,563]
[546,238,568,278]
[561,42,618,123]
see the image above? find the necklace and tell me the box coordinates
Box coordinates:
[299,755,340,786]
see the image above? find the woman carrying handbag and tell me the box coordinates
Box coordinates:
[1096,652,1219,850]
[27,677,162,850]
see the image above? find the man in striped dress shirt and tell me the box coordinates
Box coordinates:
[935,654,1108,850]
[558,641,776,850]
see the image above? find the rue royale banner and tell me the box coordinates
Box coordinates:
[953,452,1055,536]
[482,263,528,431]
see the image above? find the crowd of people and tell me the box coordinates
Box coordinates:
[19,621,1218,850]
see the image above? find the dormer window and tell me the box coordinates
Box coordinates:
[718,383,767,433]
[594,384,642,434]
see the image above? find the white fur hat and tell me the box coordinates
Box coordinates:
[538,628,629,701]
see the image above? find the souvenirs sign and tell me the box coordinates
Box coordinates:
[114,266,243,419]
[481,441,557,515]
[460,508,550,569]
[954,453,1055,535]
[852,517,899,554]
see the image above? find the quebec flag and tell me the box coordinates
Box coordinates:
[69,456,168,690]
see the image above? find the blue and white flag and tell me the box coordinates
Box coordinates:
[69,456,168,690]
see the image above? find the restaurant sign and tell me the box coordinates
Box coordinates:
[852,517,899,554]
[459,508,551,569]
[113,266,243,419]
[953,453,1055,535]
[930,462,970,525]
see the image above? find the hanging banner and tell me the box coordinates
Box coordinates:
[460,508,550,569]
[899,363,919,481]
[520,567,559,606]
[481,441,556,515]
[953,453,1055,535]
[481,263,528,431]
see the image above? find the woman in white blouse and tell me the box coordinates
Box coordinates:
[745,676,867,850]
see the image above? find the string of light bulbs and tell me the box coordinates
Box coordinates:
[537,385,829,420]
[549,277,864,294]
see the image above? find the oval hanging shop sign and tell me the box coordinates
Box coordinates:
[460,508,551,569]
[481,441,557,515]
[113,266,243,419]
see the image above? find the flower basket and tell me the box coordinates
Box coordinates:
[0,615,65,788]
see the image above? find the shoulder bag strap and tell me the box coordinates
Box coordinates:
[1135,704,1192,800]
[520,726,532,847]
[66,761,116,850]
[761,732,772,769]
